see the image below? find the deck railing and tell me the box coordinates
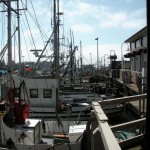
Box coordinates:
[91,94,146,150]
[91,101,121,150]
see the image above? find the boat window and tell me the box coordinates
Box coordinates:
[30,89,38,98]
[14,88,19,98]
[43,89,52,98]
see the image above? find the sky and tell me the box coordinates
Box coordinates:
[0,0,147,67]
[61,0,146,66]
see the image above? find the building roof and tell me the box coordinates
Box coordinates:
[124,46,147,58]
[124,26,147,43]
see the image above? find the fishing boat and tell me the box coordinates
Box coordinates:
[0,0,146,150]
[0,1,96,149]
[0,0,123,122]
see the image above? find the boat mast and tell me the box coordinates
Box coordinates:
[17,0,22,73]
[53,0,59,112]
[56,0,60,84]
[53,0,58,78]
[70,30,73,83]
[0,1,19,87]
[72,31,76,82]
[7,0,12,87]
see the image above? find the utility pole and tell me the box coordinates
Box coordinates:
[17,0,21,73]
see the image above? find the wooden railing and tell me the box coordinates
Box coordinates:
[91,94,146,150]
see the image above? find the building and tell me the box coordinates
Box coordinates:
[124,26,147,92]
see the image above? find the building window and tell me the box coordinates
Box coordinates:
[135,38,141,48]
[142,35,147,46]
[131,41,135,49]
[30,89,38,98]
[43,89,52,98]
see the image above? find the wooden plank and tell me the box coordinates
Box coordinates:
[111,118,146,132]
[99,94,147,107]
[92,102,121,150]
[98,121,121,150]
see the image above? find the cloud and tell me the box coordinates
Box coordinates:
[63,2,111,34]
[99,8,146,30]
[125,0,135,3]
[62,1,146,31]
[72,24,94,33]
[99,11,127,28]
[78,2,93,13]
[64,1,97,24]
[122,18,145,29]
